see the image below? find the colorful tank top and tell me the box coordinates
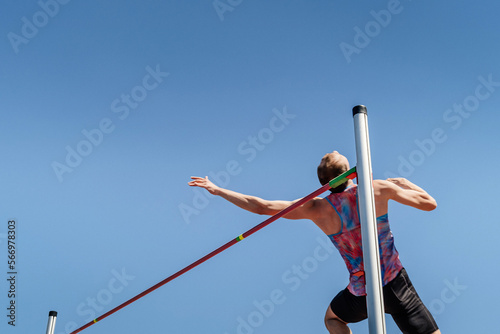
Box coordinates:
[326,185,403,296]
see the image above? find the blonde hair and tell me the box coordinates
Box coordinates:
[317,154,349,193]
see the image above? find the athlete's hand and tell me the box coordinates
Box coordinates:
[188,176,220,195]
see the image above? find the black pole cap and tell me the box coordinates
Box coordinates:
[352,105,367,116]
[49,311,58,317]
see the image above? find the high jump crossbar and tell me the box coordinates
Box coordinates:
[57,167,357,334]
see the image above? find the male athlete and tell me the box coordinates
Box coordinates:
[188,150,440,334]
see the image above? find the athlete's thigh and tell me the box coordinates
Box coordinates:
[384,269,439,334]
[329,288,367,324]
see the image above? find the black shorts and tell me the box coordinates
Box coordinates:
[330,268,439,334]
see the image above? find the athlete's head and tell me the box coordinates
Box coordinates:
[317,150,350,193]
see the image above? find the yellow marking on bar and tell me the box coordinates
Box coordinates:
[236,234,245,241]
[93,319,98,323]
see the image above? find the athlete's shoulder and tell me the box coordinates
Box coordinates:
[373,179,398,198]
[299,196,335,221]
[314,196,338,213]
[373,179,392,189]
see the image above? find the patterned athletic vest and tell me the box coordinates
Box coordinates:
[326,185,403,296]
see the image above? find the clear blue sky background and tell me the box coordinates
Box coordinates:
[1,1,499,333]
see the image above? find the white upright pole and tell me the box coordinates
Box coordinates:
[46,311,57,334]
[352,105,386,334]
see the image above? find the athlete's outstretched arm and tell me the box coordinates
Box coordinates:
[188,176,320,220]
[378,178,437,211]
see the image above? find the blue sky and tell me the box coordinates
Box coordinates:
[1,1,499,333]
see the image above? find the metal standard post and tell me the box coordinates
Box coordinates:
[352,105,386,334]
[46,311,58,334]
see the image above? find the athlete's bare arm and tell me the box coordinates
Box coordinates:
[188,176,325,221]
[374,178,437,214]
